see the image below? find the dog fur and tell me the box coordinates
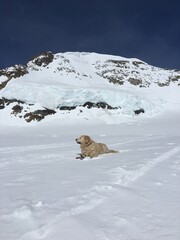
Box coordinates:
[76,135,118,159]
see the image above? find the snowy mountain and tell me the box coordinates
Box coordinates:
[0,51,179,124]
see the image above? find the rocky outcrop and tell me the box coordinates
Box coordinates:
[134,108,145,115]
[0,98,56,122]
[0,65,28,89]
[58,102,118,111]
[95,58,180,87]
[12,105,23,115]
[82,101,117,109]
[0,97,26,107]
[0,65,28,80]
[24,109,56,122]
[0,51,54,90]
[0,97,121,122]
[31,51,54,67]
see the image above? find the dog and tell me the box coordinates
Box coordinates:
[75,135,118,159]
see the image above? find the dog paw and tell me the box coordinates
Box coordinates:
[76,156,84,160]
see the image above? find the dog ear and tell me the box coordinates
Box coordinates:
[84,135,91,145]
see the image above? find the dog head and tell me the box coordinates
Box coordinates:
[76,135,92,146]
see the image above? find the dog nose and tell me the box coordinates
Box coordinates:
[76,138,80,144]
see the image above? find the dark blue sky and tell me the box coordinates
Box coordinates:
[1,0,179,69]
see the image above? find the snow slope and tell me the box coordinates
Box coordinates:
[0,112,180,240]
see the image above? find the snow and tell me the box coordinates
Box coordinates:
[0,51,180,239]
[0,75,8,84]
[0,111,180,240]
[0,52,179,115]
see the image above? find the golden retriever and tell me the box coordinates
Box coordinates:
[76,135,118,159]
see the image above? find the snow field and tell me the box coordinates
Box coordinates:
[0,114,180,240]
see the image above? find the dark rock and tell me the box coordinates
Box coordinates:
[132,61,144,67]
[171,76,180,82]
[134,108,145,115]
[0,65,28,90]
[12,105,23,115]
[32,51,54,67]
[58,102,118,110]
[96,102,113,109]
[59,106,76,110]
[24,112,44,122]
[0,98,4,106]
[83,102,94,108]
[83,101,117,109]
[0,80,10,90]
[24,108,56,122]
[0,65,28,80]
[2,98,26,105]
[108,77,124,85]
[158,81,170,87]
[108,60,129,66]
[128,78,142,86]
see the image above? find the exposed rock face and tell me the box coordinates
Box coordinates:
[12,105,23,115]
[0,97,119,122]
[0,65,28,89]
[0,98,25,108]
[134,108,145,115]
[0,65,28,80]
[0,98,5,109]
[0,80,9,90]
[31,51,54,67]
[128,78,143,86]
[24,109,56,122]
[0,51,54,90]
[82,101,117,109]
[95,58,180,87]
[0,97,56,122]
[58,101,118,111]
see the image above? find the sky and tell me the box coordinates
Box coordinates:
[0,0,179,70]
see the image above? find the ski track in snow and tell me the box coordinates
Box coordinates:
[109,147,180,186]
[0,133,180,240]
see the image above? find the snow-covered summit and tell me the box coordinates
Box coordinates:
[0,51,180,124]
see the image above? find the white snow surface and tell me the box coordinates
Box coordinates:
[0,112,180,240]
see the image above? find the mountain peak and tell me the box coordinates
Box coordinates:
[0,51,179,124]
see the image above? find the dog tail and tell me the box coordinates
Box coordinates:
[108,149,119,154]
